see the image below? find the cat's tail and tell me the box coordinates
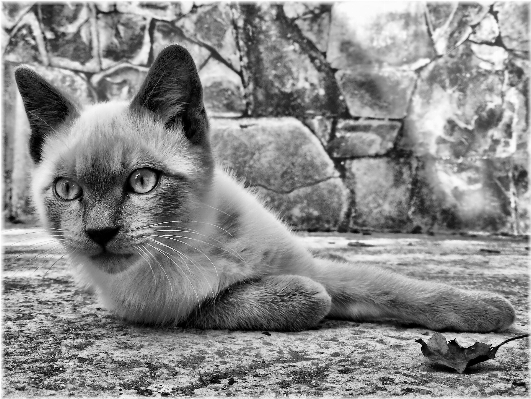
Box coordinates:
[306,257,516,332]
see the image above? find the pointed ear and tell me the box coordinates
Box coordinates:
[130,44,209,146]
[15,67,79,163]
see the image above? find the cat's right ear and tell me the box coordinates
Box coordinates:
[14,67,79,163]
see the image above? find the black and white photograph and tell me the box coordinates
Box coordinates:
[2,1,529,397]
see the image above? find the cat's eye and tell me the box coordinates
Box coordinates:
[54,178,82,201]
[128,168,159,194]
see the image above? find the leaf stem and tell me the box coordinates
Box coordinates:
[495,334,529,349]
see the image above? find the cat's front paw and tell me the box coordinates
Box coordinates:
[476,292,516,331]
[429,290,516,332]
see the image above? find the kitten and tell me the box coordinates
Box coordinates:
[15,44,515,332]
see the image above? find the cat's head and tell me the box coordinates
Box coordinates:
[15,45,215,274]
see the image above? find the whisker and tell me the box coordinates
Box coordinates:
[136,245,157,280]
[30,246,69,274]
[156,228,233,252]
[155,232,246,266]
[146,240,202,302]
[148,238,215,299]
[132,219,234,238]
[40,239,85,277]
[143,243,175,294]
[150,234,221,277]
[41,251,69,278]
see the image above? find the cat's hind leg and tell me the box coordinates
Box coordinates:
[183,275,331,331]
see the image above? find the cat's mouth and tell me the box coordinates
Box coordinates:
[90,251,135,274]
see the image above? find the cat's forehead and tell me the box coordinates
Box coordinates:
[41,102,198,179]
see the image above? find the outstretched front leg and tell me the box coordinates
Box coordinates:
[311,259,516,332]
[183,275,332,331]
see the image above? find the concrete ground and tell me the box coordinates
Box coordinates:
[2,226,529,397]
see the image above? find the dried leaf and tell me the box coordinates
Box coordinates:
[416,333,529,373]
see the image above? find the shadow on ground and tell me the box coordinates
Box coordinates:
[2,227,529,397]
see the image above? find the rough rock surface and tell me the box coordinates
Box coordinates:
[493,2,529,52]
[283,3,331,53]
[427,3,490,56]
[176,3,240,72]
[2,226,528,397]
[303,116,333,146]
[3,10,48,65]
[97,13,150,68]
[404,42,505,159]
[210,118,348,230]
[232,3,345,118]
[1,2,33,30]
[336,67,417,119]
[346,158,412,230]
[115,2,191,21]
[327,2,434,69]
[328,120,402,158]
[199,59,245,117]
[403,40,528,233]
[90,63,148,102]
[469,13,499,44]
[152,20,211,68]
[39,3,99,72]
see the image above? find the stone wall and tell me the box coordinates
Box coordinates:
[2,2,529,234]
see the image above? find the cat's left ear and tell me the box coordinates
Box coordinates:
[130,44,209,146]
[15,67,79,163]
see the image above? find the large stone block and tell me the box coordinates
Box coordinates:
[255,178,349,231]
[152,21,211,69]
[4,11,48,65]
[210,117,348,230]
[199,59,245,117]
[90,64,148,102]
[403,43,506,159]
[210,118,340,191]
[328,120,401,158]
[176,3,240,71]
[494,2,529,52]
[327,2,434,69]
[336,67,417,119]
[98,13,150,69]
[39,3,99,72]
[346,157,412,230]
[232,3,345,118]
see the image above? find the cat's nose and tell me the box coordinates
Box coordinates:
[86,227,120,247]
